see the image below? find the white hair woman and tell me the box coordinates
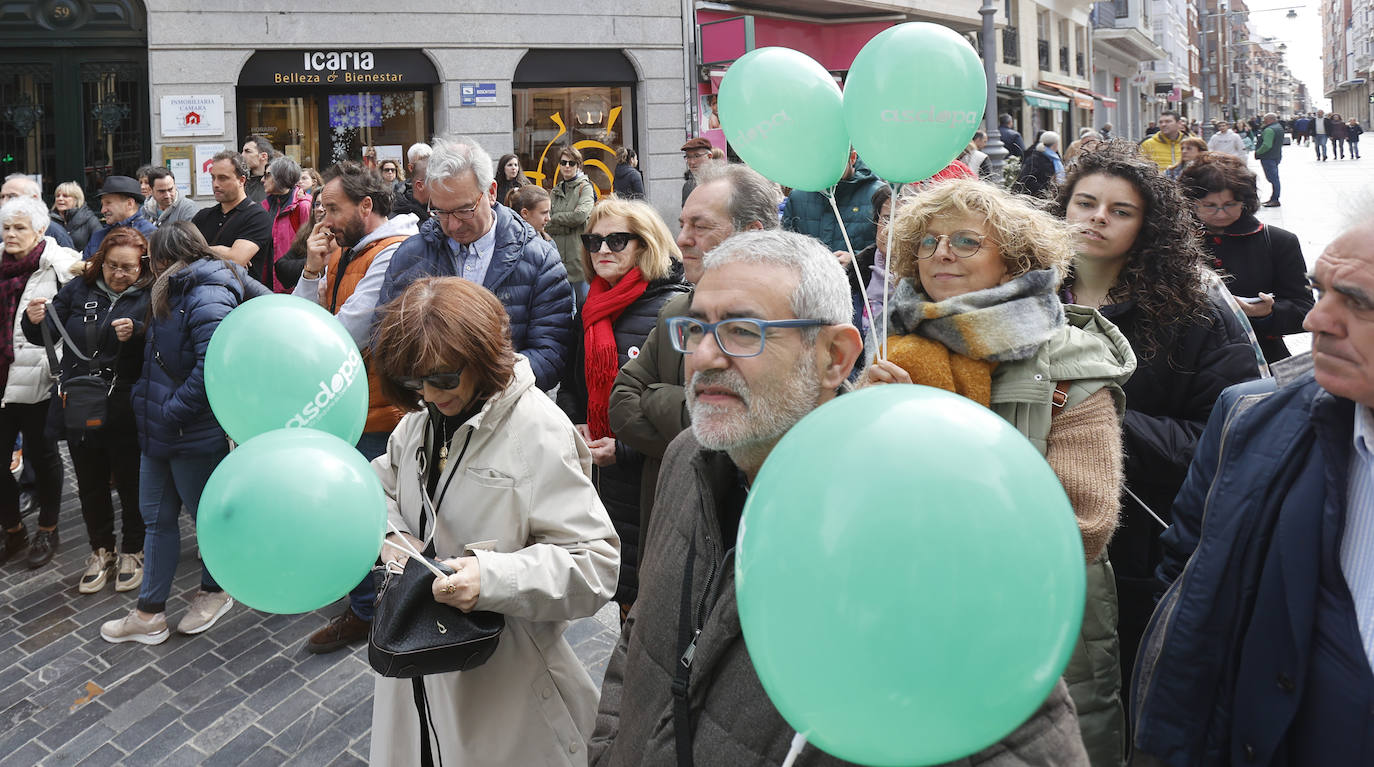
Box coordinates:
[0,196,80,568]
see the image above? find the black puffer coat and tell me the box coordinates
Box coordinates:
[1100,293,1262,686]
[52,206,100,254]
[20,276,149,444]
[558,271,689,603]
[1198,214,1313,364]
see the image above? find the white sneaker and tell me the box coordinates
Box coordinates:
[100,609,169,645]
[176,590,234,635]
[78,548,115,594]
[114,552,144,593]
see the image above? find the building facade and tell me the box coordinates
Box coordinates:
[1092,0,1168,140]
[1324,0,1373,127]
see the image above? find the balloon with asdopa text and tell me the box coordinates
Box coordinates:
[843,22,988,183]
[206,294,368,446]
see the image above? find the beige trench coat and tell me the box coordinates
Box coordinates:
[370,357,620,767]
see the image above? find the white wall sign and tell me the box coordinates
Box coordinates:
[194,144,226,197]
[168,158,192,197]
[161,95,225,137]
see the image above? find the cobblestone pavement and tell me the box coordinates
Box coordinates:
[0,450,622,766]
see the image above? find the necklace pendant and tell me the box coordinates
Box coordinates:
[439,444,449,473]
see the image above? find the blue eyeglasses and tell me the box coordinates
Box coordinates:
[667,316,825,358]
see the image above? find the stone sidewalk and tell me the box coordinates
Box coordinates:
[0,452,622,766]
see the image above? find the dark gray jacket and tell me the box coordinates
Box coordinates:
[590,431,1089,767]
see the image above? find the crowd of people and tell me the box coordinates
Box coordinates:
[0,110,1367,766]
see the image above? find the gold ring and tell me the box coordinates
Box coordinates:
[441,582,456,595]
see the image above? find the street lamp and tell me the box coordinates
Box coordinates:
[980,0,1008,183]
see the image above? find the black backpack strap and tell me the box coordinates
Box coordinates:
[672,538,698,767]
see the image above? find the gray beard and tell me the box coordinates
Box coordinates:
[687,352,821,473]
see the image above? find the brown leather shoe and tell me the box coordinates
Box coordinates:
[307,608,371,654]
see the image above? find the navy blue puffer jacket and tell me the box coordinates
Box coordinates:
[378,203,574,391]
[131,257,270,458]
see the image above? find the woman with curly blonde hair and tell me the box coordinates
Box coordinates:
[556,196,687,617]
[864,178,1136,767]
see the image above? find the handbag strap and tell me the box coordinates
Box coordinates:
[412,678,441,767]
[416,423,474,556]
[673,538,698,767]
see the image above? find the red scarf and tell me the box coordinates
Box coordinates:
[581,266,648,439]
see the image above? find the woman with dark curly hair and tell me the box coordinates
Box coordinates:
[1049,140,1261,694]
[1179,153,1312,364]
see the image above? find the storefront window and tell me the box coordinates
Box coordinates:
[512,86,633,195]
[240,90,426,175]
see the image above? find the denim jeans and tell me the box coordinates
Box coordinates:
[1260,159,1281,202]
[137,446,228,614]
[1352,140,1362,159]
[1315,134,1328,159]
[347,431,390,621]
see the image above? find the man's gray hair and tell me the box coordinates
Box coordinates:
[425,136,493,190]
[267,155,301,191]
[407,142,432,165]
[703,230,852,339]
[693,163,782,233]
[0,197,49,234]
[3,174,39,198]
[1341,186,1374,232]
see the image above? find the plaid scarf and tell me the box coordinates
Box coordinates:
[581,267,647,439]
[0,239,45,377]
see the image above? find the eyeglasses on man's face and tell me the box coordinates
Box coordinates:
[394,371,464,391]
[667,316,825,358]
[427,199,483,221]
[558,159,578,167]
[914,230,987,260]
[580,232,640,253]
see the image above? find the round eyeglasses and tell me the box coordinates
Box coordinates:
[914,230,986,260]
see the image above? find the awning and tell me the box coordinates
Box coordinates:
[1024,90,1069,111]
[1086,89,1118,108]
[1040,82,1095,110]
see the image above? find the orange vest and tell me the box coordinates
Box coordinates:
[324,235,409,435]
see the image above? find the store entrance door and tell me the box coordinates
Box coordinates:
[0,0,149,199]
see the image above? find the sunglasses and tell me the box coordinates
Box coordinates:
[581,232,640,253]
[558,159,578,167]
[394,371,463,391]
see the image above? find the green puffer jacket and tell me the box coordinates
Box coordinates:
[989,304,1137,767]
[782,158,884,254]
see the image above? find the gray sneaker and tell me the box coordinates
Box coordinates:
[114,552,144,593]
[176,590,234,635]
[78,548,115,594]
[100,609,169,645]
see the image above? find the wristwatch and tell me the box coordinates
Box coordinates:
[303,266,323,280]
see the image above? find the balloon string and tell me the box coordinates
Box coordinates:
[881,181,898,361]
[824,189,879,362]
[780,731,808,767]
[383,521,447,579]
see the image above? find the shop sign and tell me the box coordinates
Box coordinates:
[238,49,440,88]
[460,83,498,107]
[160,95,225,137]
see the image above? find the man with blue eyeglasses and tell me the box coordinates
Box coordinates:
[378,134,574,391]
[591,229,1087,766]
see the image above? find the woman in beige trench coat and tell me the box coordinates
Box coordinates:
[369,276,620,767]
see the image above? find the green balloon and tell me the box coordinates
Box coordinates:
[736,385,1085,766]
[206,294,368,445]
[843,23,988,183]
[198,428,386,614]
[718,47,851,192]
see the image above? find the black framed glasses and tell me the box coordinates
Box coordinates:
[558,159,578,167]
[581,232,640,253]
[914,230,986,260]
[427,200,482,221]
[394,371,463,391]
[667,316,825,358]
[1195,201,1244,215]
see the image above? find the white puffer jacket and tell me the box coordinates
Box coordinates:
[3,236,79,405]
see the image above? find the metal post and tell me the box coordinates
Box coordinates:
[980,0,1008,183]
[1198,0,1212,137]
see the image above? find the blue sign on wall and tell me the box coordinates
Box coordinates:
[459,82,497,107]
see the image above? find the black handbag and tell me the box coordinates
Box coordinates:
[39,299,117,433]
[367,555,505,678]
[367,426,504,679]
